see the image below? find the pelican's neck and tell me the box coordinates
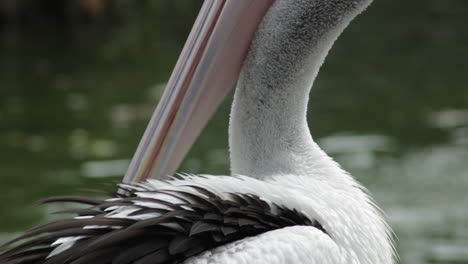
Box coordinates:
[229,0,372,179]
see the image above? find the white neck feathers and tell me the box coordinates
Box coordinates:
[229,0,372,179]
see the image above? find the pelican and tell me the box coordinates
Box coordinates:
[0,0,395,263]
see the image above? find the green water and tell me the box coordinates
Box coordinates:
[1,1,467,263]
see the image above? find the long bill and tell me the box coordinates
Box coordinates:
[122,0,274,184]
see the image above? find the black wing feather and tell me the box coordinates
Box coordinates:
[0,182,326,264]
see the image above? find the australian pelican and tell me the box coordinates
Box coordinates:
[0,0,395,263]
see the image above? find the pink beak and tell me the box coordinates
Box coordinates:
[123,0,274,183]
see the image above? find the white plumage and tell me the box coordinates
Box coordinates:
[43,174,394,263]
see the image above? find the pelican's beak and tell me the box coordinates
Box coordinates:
[123,0,274,183]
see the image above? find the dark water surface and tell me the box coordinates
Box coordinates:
[1,1,467,263]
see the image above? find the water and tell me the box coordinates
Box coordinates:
[1,1,467,263]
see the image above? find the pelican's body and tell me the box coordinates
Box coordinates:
[1,0,395,263]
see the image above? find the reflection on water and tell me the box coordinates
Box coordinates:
[0,1,467,263]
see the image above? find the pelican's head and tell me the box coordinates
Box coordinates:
[123,0,374,184]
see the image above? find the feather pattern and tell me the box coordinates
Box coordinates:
[0,176,325,264]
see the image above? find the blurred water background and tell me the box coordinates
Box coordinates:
[0,0,467,263]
